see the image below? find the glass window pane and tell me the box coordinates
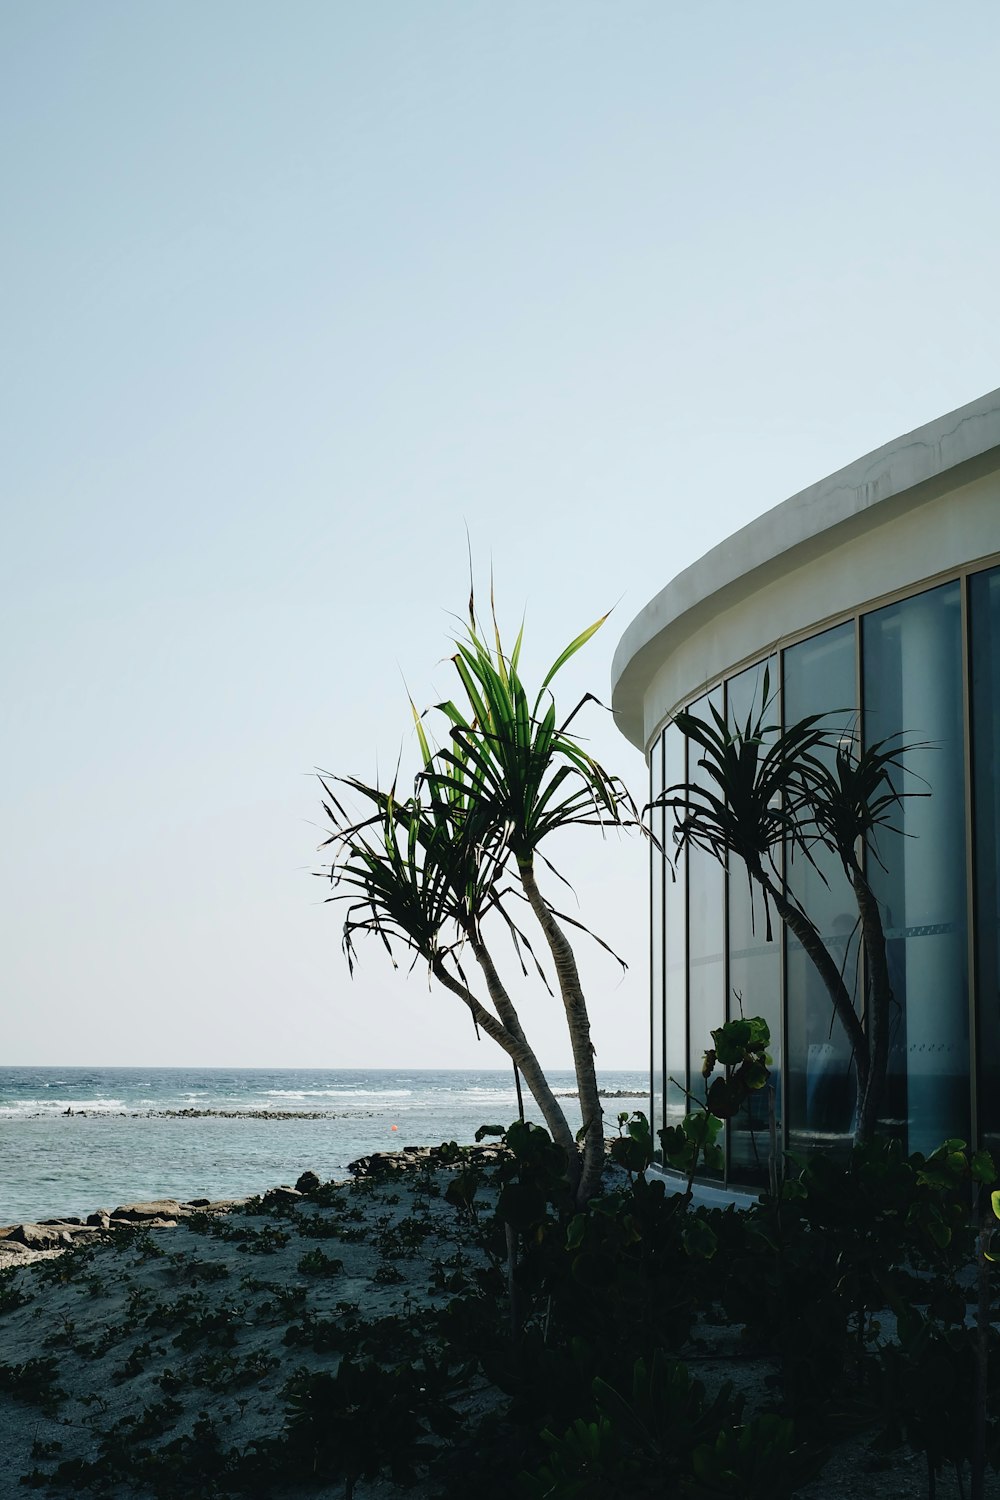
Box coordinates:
[663,723,688,1131]
[783,622,860,1162]
[726,659,781,1182]
[687,687,725,1170]
[863,581,969,1155]
[971,566,1000,1156]
[650,733,665,1154]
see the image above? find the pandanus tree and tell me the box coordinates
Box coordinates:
[654,679,917,1144]
[318,594,638,1205]
[806,735,919,1139]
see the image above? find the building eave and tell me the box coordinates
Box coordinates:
[612,387,1000,751]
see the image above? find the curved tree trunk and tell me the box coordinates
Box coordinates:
[517,857,604,1206]
[851,867,892,1143]
[467,931,580,1163]
[430,956,578,1171]
[758,869,871,1133]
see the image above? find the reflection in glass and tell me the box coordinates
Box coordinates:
[782,622,860,1160]
[971,567,1000,1156]
[650,734,665,1156]
[726,660,781,1180]
[863,582,969,1154]
[687,689,725,1166]
[663,723,688,1129]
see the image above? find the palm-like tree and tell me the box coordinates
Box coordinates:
[429,603,637,1201]
[320,773,576,1159]
[656,684,916,1144]
[319,593,638,1204]
[806,736,917,1139]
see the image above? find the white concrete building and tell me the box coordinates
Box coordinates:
[612,389,1000,1183]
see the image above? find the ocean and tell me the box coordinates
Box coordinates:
[0,1066,649,1225]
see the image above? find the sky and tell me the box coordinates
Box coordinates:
[3,1,999,1071]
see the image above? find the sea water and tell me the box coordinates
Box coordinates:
[0,1067,648,1224]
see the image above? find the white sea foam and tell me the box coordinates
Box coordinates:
[261,1088,413,1099]
[0,1097,128,1118]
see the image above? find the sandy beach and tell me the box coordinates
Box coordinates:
[0,1157,502,1499]
[0,1158,984,1500]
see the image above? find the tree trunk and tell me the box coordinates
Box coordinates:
[517,857,604,1205]
[758,869,871,1134]
[852,866,892,1143]
[467,932,579,1161]
[430,957,578,1175]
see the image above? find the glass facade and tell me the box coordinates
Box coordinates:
[783,622,860,1160]
[650,561,999,1182]
[686,689,725,1151]
[650,733,665,1155]
[725,659,781,1182]
[863,582,969,1154]
[971,566,1000,1156]
[662,723,688,1131]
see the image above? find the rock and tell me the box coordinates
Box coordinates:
[0,1239,33,1258]
[111,1200,191,1222]
[9,1223,67,1250]
[110,1216,177,1230]
[347,1142,511,1178]
[262,1186,302,1206]
[294,1171,321,1194]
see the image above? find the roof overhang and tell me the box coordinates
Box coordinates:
[611,387,1000,751]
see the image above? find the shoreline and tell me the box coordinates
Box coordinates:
[0,1091,648,1226]
[0,1143,513,1261]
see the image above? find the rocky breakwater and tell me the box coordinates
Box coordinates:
[0,1171,329,1267]
[148,1109,358,1120]
[551,1088,648,1099]
[347,1141,511,1178]
[347,1140,627,1180]
[0,1197,244,1266]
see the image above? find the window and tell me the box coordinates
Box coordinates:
[662,722,688,1129]
[863,582,970,1154]
[650,733,665,1152]
[971,566,1000,1154]
[685,688,725,1171]
[782,622,859,1158]
[725,660,781,1179]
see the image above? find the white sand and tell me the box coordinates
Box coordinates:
[0,1170,980,1500]
[0,1173,493,1499]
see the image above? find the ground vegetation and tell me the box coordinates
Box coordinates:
[3,1068,999,1500]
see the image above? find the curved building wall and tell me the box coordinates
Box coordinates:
[614,390,1000,1183]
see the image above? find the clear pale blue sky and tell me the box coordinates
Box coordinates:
[3,2,998,1069]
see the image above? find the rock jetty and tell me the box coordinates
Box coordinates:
[0,1169,339,1265]
[59,1108,363,1121]
[347,1142,510,1178]
[552,1088,648,1099]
